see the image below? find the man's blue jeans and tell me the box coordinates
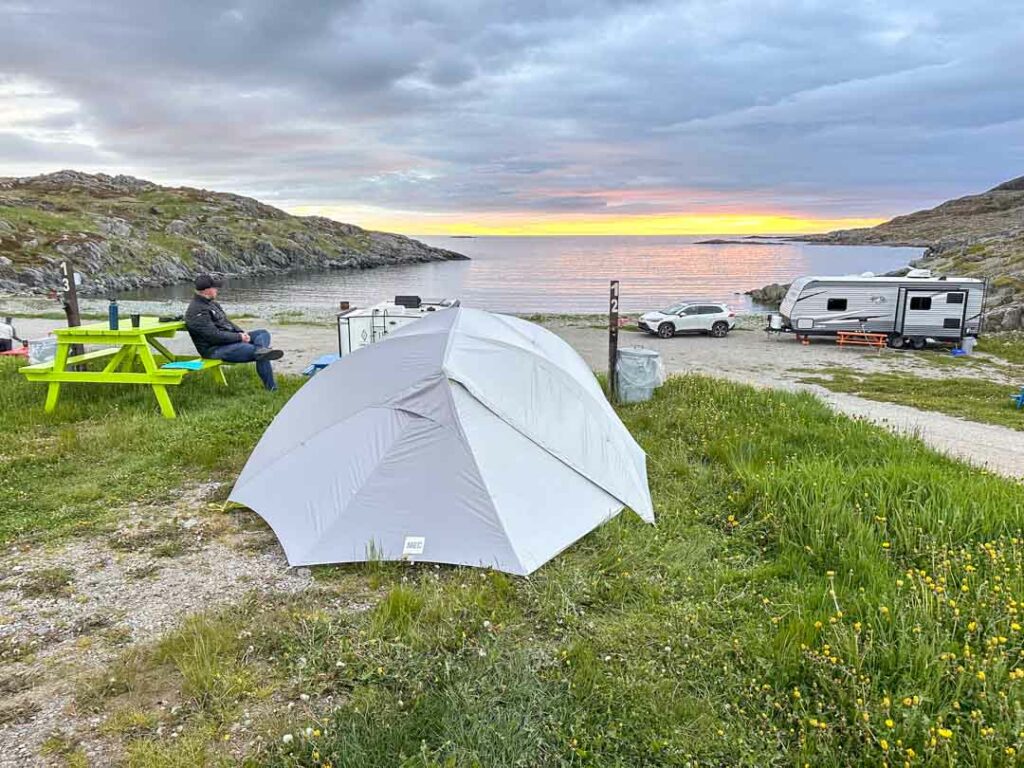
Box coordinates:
[206,328,277,390]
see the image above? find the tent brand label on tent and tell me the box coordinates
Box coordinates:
[402,536,426,556]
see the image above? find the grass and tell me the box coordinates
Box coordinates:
[802,367,1024,431]
[0,204,96,235]
[19,566,74,597]
[0,356,303,543]
[64,375,1024,766]
[978,332,1024,366]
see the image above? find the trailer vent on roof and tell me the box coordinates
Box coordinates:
[906,268,933,279]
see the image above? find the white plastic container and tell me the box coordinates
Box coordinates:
[28,336,57,365]
[960,336,977,355]
[616,346,665,403]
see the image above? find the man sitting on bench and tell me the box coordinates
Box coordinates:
[185,274,283,391]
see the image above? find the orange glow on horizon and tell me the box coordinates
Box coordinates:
[288,205,885,237]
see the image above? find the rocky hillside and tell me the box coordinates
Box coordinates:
[0,171,467,296]
[800,176,1024,330]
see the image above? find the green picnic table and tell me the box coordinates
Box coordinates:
[18,317,226,418]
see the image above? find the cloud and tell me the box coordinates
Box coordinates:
[0,0,1022,227]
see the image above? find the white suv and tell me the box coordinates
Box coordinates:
[638,302,736,339]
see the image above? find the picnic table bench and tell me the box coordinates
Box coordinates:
[836,331,888,351]
[18,318,226,418]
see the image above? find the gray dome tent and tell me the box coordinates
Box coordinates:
[230,307,654,575]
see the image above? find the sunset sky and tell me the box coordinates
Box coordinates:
[2,1,1022,235]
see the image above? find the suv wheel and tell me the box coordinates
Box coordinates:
[710,321,729,338]
[657,322,675,339]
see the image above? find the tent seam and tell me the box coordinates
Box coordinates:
[444,344,651,517]
[443,381,530,575]
[232,367,445,486]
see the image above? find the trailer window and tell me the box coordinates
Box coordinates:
[910,296,932,311]
[946,293,964,304]
[944,318,961,329]
[826,298,848,311]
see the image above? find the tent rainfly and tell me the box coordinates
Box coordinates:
[230,307,654,575]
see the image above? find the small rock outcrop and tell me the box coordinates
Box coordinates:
[745,282,789,308]
[0,170,468,295]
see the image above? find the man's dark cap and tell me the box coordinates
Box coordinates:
[194,273,222,291]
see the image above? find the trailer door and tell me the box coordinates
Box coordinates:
[900,290,937,337]
[901,290,967,339]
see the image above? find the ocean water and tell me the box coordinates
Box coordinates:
[124,235,922,315]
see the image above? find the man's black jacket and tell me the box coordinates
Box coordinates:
[185,294,244,357]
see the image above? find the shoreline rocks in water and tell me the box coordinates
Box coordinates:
[745,282,790,307]
[0,170,468,296]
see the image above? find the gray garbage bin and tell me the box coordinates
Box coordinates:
[616,346,665,403]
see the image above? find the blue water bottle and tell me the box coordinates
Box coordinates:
[108,299,119,330]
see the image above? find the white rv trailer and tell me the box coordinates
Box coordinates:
[778,270,986,349]
[336,296,459,356]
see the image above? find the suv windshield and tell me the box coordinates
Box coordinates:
[659,303,689,314]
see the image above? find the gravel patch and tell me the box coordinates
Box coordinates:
[0,483,311,767]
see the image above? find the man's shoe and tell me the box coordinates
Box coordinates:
[254,348,284,362]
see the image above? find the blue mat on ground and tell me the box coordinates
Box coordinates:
[302,353,340,376]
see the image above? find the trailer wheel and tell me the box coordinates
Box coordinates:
[710,321,729,338]
[888,334,906,349]
[657,322,675,339]
[910,337,926,350]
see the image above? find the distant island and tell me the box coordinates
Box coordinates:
[0,171,468,296]
[695,238,780,245]
[746,176,1024,331]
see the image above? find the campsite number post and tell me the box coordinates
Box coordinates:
[58,257,84,361]
[58,258,82,328]
[608,280,619,401]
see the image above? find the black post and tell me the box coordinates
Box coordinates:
[58,258,82,328]
[58,258,84,360]
[608,280,619,402]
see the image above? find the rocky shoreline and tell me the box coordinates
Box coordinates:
[0,171,467,296]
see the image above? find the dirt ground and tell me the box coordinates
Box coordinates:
[13,315,1024,479]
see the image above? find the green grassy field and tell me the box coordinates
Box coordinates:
[0,357,302,543]
[801,368,1024,431]
[979,333,1024,366]
[5,362,1024,765]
